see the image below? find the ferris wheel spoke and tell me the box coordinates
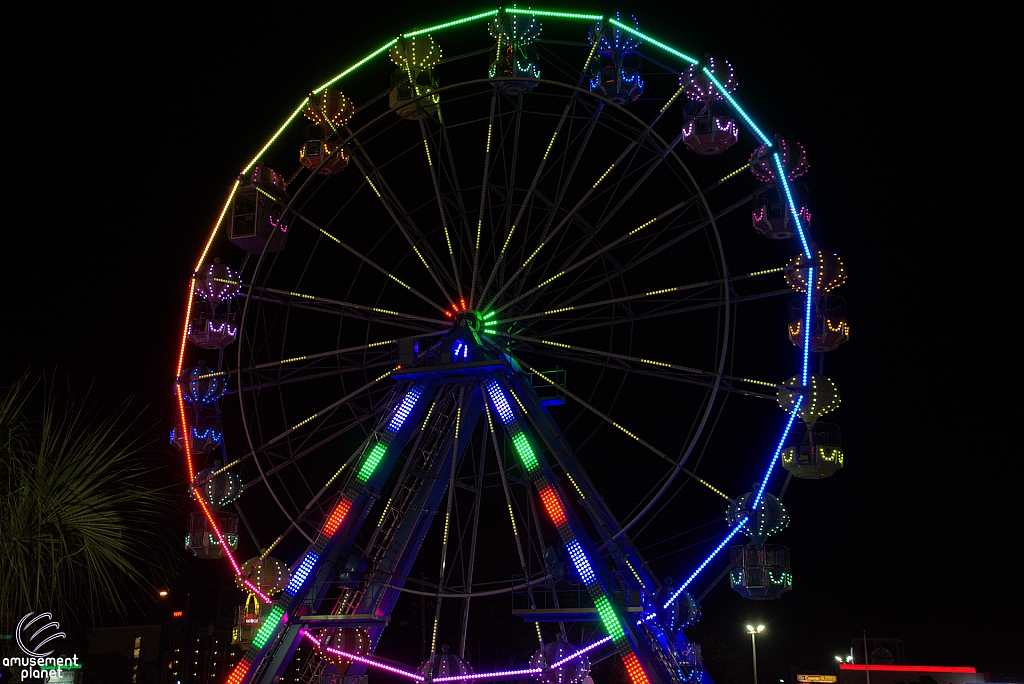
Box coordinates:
[493,276,728,325]
[483,121,663,311]
[514,345,777,399]
[530,131,684,289]
[201,332,445,384]
[505,100,607,299]
[346,141,460,308]
[223,406,375,487]
[245,286,450,328]
[245,369,395,454]
[530,188,760,314]
[434,104,477,269]
[507,354,732,502]
[526,177,760,317]
[525,288,792,339]
[289,207,451,315]
[491,193,696,316]
[244,407,378,496]
[506,333,712,382]
[492,79,689,306]
[470,91,498,307]
[479,42,601,305]
[418,117,465,302]
[519,266,787,330]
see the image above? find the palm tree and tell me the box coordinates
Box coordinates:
[1,371,173,630]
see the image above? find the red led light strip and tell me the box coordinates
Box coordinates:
[323,498,353,537]
[226,659,250,684]
[538,486,567,527]
[839,665,976,674]
[622,652,651,684]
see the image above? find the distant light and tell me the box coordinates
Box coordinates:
[173,611,184,618]
[757,625,766,632]
[159,590,169,597]
[835,657,844,663]
[746,624,755,632]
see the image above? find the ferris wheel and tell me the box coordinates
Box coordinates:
[172,9,850,684]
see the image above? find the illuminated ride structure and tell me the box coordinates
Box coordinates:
[171,9,851,684]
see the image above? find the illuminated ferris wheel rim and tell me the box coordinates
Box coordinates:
[175,0,804,605]
[171,8,842,684]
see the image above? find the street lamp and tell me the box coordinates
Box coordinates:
[746,625,765,684]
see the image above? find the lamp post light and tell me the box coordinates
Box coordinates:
[746,624,765,684]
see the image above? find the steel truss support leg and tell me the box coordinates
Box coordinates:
[494,373,705,684]
[236,381,439,684]
[348,386,485,668]
[484,375,660,684]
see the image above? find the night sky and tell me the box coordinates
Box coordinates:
[6,1,1016,681]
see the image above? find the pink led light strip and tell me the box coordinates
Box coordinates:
[300,631,610,682]
[302,631,424,681]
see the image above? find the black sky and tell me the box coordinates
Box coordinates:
[5,0,1017,679]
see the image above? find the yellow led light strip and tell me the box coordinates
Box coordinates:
[421,401,437,430]
[504,333,778,390]
[402,9,499,38]
[483,402,532,590]
[719,163,750,183]
[517,358,730,501]
[293,209,448,314]
[419,119,463,300]
[347,154,458,309]
[257,372,395,450]
[258,286,448,326]
[565,472,586,500]
[312,38,400,97]
[493,280,716,325]
[506,334,708,376]
[471,92,497,307]
[478,31,602,306]
[194,332,443,381]
[660,85,687,114]
[492,195,694,315]
[492,265,786,326]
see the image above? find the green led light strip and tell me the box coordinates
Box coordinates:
[608,18,698,65]
[403,9,499,37]
[511,432,539,472]
[594,595,626,640]
[252,605,285,649]
[357,442,388,481]
[313,38,400,94]
[508,8,603,19]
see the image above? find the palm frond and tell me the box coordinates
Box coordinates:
[1,370,176,629]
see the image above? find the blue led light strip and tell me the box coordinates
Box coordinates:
[566,539,596,585]
[773,153,812,259]
[802,270,813,386]
[703,69,772,146]
[485,381,515,424]
[663,519,748,608]
[286,551,319,596]
[751,399,802,511]
[388,388,422,433]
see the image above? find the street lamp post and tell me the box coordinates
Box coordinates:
[746,625,765,684]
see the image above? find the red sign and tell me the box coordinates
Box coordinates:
[839,665,976,674]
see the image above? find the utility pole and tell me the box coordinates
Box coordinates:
[863,630,871,684]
